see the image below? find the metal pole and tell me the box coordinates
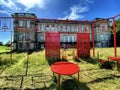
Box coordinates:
[113,18,117,57]
[92,22,95,57]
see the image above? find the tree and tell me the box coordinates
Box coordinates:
[116,19,120,32]
[0,42,3,46]
[5,41,11,47]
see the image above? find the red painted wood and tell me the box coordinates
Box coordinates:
[51,61,79,75]
[77,33,90,57]
[45,32,60,59]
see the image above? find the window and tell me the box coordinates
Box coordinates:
[51,25,55,32]
[18,32,24,41]
[19,21,24,27]
[71,26,74,32]
[76,26,78,32]
[25,33,30,41]
[41,35,44,41]
[38,23,41,32]
[100,35,104,41]
[71,35,75,42]
[87,26,90,33]
[63,25,66,32]
[26,20,30,28]
[19,43,23,49]
[41,24,44,32]
[46,25,50,32]
[105,34,109,41]
[67,26,70,32]
[57,25,60,32]
[63,35,66,42]
[68,35,70,42]
[82,25,84,32]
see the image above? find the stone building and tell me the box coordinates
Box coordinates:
[12,13,111,51]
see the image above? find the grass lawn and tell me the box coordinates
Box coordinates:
[0,46,120,90]
[0,46,10,53]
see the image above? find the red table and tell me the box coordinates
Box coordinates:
[108,56,120,70]
[51,61,80,88]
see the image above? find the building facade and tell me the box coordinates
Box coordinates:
[12,13,111,51]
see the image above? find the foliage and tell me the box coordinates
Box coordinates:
[116,19,120,32]
[5,41,11,47]
[0,41,3,46]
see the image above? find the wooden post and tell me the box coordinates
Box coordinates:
[92,22,95,57]
[10,31,12,61]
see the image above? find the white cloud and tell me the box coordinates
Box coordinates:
[1,0,17,11]
[0,0,45,16]
[59,0,93,20]
[15,0,45,11]
[0,10,11,16]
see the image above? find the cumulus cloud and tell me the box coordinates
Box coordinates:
[0,0,45,16]
[15,0,45,11]
[59,0,93,20]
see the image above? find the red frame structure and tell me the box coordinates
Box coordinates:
[92,14,120,57]
[45,32,60,59]
[77,33,90,57]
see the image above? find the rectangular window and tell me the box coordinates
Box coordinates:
[51,25,55,32]
[41,34,45,41]
[67,26,70,32]
[71,35,75,42]
[46,25,50,32]
[63,35,66,42]
[57,25,61,32]
[19,21,24,27]
[71,26,74,32]
[63,25,66,32]
[76,26,78,32]
[100,35,104,41]
[19,43,23,49]
[25,32,30,41]
[82,25,84,32]
[38,23,41,32]
[26,20,30,28]
[41,24,44,32]
[18,32,24,41]
[68,35,70,42]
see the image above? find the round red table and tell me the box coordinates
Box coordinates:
[51,61,80,88]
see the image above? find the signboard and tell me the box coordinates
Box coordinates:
[0,17,13,31]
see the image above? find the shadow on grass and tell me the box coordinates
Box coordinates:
[74,58,81,63]
[46,58,68,66]
[81,57,98,64]
[0,83,57,90]
[98,61,113,70]
[59,79,90,90]
[87,76,115,84]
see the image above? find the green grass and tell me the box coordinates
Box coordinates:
[0,46,120,90]
[0,46,10,53]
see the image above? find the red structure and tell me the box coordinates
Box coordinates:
[51,61,80,88]
[92,14,120,57]
[77,33,90,57]
[45,32,60,59]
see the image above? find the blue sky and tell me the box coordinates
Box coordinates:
[0,0,120,44]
